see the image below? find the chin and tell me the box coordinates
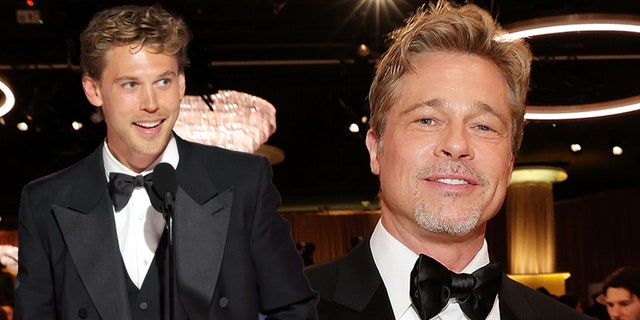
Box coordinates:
[414,209,480,236]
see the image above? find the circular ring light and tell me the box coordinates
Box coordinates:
[496,14,640,120]
[497,13,640,41]
[0,78,16,118]
[524,95,640,120]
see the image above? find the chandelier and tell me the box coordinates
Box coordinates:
[174,90,277,154]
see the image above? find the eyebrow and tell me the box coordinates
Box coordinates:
[474,101,511,129]
[114,71,178,83]
[402,98,511,128]
[400,98,444,116]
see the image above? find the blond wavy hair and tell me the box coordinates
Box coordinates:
[80,4,191,80]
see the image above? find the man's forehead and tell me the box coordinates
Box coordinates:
[606,287,636,300]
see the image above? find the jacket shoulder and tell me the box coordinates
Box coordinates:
[177,135,265,164]
[305,260,340,299]
[500,276,595,319]
[304,250,395,320]
[22,146,103,201]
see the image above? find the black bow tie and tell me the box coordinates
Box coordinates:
[410,254,502,320]
[108,172,163,212]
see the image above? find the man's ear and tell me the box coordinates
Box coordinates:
[82,76,103,107]
[179,72,186,98]
[366,129,381,175]
[506,153,515,184]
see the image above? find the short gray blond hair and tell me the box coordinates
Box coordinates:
[368,1,532,155]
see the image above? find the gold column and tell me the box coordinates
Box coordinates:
[507,166,567,274]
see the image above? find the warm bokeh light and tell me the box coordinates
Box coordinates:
[16,122,28,131]
[612,146,624,156]
[510,166,568,185]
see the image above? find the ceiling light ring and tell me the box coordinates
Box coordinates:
[0,77,16,118]
[497,13,640,120]
[525,94,640,120]
[498,13,640,40]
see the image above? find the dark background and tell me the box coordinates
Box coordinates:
[1,0,639,226]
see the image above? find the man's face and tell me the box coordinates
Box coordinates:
[366,52,514,236]
[82,45,185,172]
[606,287,640,320]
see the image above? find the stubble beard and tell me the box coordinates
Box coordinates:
[412,163,485,236]
[131,122,174,156]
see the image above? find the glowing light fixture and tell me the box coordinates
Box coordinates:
[174,90,277,154]
[16,122,28,131]
[510,166,568,185]
[496,14,640,120]
[496,13,640,41]
[0,78,16,118]
[612,145,623,156]
[524,95,640,120]
[71,121,83,131]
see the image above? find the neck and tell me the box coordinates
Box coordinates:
[380,211,486,273]
[106,143,161,173]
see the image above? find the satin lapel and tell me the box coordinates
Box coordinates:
[174,186,232,318]
[173,135,218,205]
[53,194,130,320]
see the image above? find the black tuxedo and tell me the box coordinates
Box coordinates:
[15,135,317,320]
[305,238,593,320]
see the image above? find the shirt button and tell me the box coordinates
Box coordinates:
[138,215,144,220]
[143,259,149,266]
[139,301,148,310]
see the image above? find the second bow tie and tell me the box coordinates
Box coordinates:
[410,254,502,320]
[108,172,163,212]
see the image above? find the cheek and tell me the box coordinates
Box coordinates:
[378,139,420,173]
[480,145,513,172]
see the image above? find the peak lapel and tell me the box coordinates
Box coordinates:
[53,193,130,320]
[174,186,232,318]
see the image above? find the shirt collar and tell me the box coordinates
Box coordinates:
[103,135,180,178]
[370,220,491,319]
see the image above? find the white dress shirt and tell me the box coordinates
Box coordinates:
[103,136,179,288]
[370,220,501,320]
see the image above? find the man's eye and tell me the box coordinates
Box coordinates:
[123,82,137,89]
[419,118,435,125]
[158,79,170,86]
[475,124,491,131]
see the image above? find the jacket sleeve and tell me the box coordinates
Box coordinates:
[250,157,319,319]
[14,185,57,319]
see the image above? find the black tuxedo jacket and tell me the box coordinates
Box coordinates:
[305,238,593,320]
[15,135,317,320]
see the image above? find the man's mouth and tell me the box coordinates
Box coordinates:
[134,120,162,129]
[436,178,470,185]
